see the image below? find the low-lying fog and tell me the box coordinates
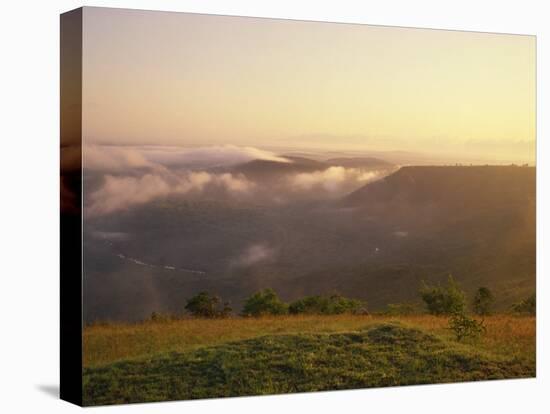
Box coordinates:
[81,145,535,322]
[84,144,397,216]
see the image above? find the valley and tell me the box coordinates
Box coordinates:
[83,156,535,323]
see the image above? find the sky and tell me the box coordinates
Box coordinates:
[82,7,536,164]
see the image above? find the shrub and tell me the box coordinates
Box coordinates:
[185,292,232,318]
[511,293,536,316]
[384,302,419,316]
[448,313,486,342]
[419,275,466,315]
[472,287,494,316]
[288,295,324,314]
[289,294,367,315]
[149,311,176,322]
[326,294,367,315]
[242,288,288,317]
[219,302,233,318]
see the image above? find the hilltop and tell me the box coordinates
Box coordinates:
[229,155,394,182]
[346,165,535,208]
[83,315,535,405]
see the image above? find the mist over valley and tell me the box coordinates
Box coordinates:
[82,145,535,322]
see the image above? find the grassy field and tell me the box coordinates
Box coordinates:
[83,315,535,406]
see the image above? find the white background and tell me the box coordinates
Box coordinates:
[0,0,548,412]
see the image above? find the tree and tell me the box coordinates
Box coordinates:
[511,293,536,316]
[220,301,233,318]
[448,313,486,342]
[472,287,494,316]
[184,292,231,318]
[419,275,466,315]
[288,293,367,315]
[242,288,288,316]
[288,295,325,315]
[325,293,367,315]
[150,311,174,322]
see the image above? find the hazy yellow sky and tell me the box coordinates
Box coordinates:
[82,7,535,163]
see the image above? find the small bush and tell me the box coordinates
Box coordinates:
[289,294,367,315]
[219,302,233,318]
[448,313,486,342]
[288,295,323,314]
[511,293,536,316]
[149,311,177,322]
[419,275,466,315]
[242,288,288,317]
[185,292,232,318]
[472,287,494,316]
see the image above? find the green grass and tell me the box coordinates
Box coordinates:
[83,321,535,406]
[84,315,535,367]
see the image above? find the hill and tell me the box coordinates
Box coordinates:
[230,155,394,182]
[316,166,536,308]
[230,156,326,180]
[325,156,394,169]
[346,165,535,208]
[83,316,535,405]
[83,165,535,322]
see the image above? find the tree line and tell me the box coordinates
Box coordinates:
[418,275,535,317]
[152,275,534,321]
[179,288,368,319]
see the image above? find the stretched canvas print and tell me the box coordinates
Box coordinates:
[60,6,536,406]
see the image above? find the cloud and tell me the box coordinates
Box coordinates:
[82,144,289,216]
[87,171,254,216]
[87,174,170,216]
[237,147,292,164]
[84,145,157,172]
[231,243,276,267]
[290,166,383,192]
[217,173,255,192]
[83,144,291,171]
[83,145,390,215]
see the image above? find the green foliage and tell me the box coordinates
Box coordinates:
[83,324,533,405]
[149,312,177,322]
[184,292,232,318]
[220,302,233,318]
[472,287,494,316]
[448,313,486,342]
[288,293,367,315]
[242,288,288,316]
[419,275,466,315]
[511,293,536,316]
[383,302,419,316]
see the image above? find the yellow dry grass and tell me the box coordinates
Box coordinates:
[83,314,535,368]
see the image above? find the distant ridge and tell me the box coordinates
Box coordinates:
[231,156,326,179]
[345,165,535,207]
[325,157,393,169]
[231,155,395,181]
